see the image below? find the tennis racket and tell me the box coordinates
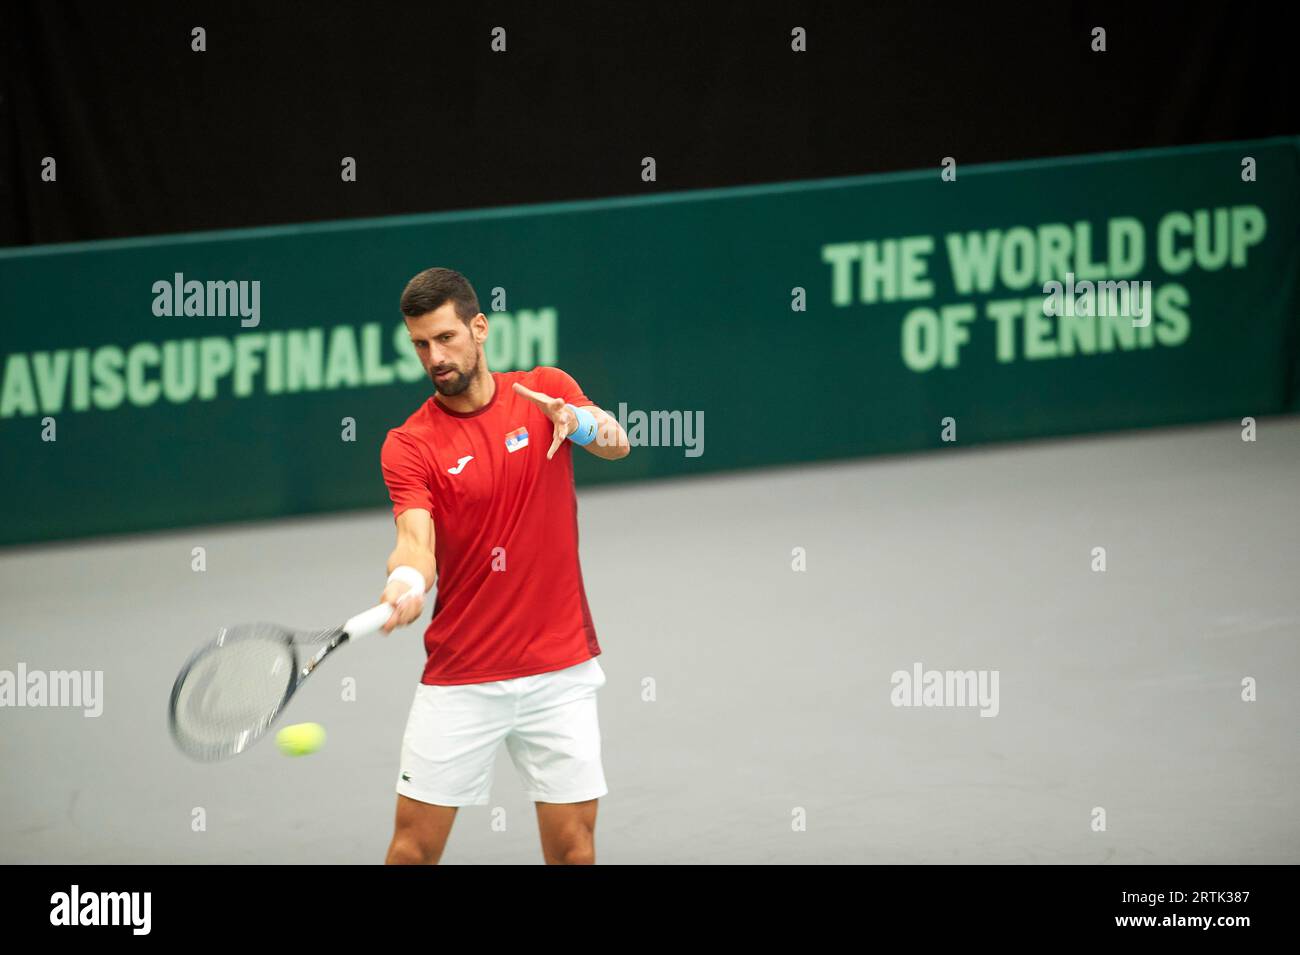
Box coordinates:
[167,599,406,762]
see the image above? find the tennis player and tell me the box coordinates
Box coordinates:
[377,267,629,865]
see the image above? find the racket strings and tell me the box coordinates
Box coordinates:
[301,626,343,645]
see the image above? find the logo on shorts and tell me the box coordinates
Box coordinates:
[505,427,529,453]
[401,771,411,782]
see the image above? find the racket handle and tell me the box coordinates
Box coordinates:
[343,603,396,640]
[342,588,423,640]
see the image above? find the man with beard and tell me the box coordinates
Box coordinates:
[377,267,629,865]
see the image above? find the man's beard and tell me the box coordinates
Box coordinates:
[429,354,478,396]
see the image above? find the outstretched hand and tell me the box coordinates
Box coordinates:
[512,382,577,459]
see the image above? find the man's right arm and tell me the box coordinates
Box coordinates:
[381,508,436,633]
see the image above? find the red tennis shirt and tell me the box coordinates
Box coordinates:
[380,365,601,685]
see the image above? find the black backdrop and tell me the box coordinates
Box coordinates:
[3,0,1295,248]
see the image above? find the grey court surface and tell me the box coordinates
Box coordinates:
[2,418,1297,864]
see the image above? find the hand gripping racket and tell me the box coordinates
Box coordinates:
[168,600,407,762]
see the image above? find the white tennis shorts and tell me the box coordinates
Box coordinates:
[395,656,608,807]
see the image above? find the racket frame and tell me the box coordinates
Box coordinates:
[167,624,350,762]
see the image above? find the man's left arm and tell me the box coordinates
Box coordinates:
[512,369,630,461]
[570,403,630,460]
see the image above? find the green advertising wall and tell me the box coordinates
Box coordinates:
[2,138,1298,546]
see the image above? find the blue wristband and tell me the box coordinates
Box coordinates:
[565,404,598,446]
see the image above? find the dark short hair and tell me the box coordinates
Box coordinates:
[399,268,480,324]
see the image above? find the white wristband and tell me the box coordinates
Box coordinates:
[387,565,427,602]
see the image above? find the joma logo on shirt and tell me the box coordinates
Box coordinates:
[447,455,473,474]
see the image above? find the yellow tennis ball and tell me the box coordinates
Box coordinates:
[276,722,326,756]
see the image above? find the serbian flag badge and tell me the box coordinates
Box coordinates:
[505,426,529,453]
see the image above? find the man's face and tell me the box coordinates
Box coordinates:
[405,303,485,396]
